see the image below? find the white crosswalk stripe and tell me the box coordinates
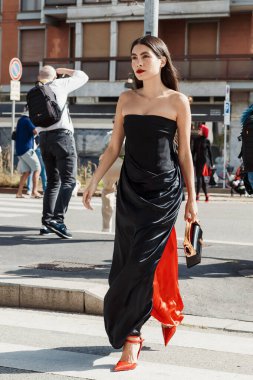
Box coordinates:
[0,194,103,219]
[0,308,252,379]
[0,342,251,380]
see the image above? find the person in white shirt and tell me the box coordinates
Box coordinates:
[38,66,88,239]
[100,128,125,232]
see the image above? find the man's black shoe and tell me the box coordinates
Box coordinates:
[39,225,54,236]
[45,220,72,239]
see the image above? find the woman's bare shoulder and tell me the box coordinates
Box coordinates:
[119,89,137,101]
[118,90,139,114]
[167,90,189,104]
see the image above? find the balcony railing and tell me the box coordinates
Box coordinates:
[118,0,214,1]
[21,55,253,83]
[174,54,253,81]
[45,0,77,6]
[83,0,111,3]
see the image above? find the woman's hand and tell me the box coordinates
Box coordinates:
[82,180,98,210]
[184,198,198,222]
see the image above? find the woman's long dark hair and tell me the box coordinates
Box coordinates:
[130,35,179,91]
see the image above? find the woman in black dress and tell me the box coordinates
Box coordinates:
[192,123,213,201]
[83,35,197,372]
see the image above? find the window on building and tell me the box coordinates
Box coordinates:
[21,30,45,61]
[188,22,218,55]
[83,22,110,80]
[187,22,219,79]
[21,0,42,11]
[117,21,144,80]
[20,29,45,83]
[70,26,75,59]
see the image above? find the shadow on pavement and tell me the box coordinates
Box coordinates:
[178,259,253,280]
[5,265,111,281]
[0,225,114,246]
[3,257,253,283]
[1,226,252,282]
[0,346,113,374]
[0,343,157,375]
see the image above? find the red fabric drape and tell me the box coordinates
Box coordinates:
[151,227,184,333]
[202,164,211,177]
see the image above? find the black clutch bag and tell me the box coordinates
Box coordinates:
[183,221,203,268]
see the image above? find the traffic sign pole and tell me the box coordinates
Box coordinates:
[11,100,16,176]
[223,85,230,189]
[9,58,22,176]
[144,0,159,36]
[223,121,227,189]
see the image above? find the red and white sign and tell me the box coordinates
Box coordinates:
[9,58,22,81]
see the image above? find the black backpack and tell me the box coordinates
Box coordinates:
[240,114,253,172]
[26,82,65,128]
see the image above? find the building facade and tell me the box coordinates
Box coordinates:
[0,0,253,169]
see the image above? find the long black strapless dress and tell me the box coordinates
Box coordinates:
[104,114,183,349]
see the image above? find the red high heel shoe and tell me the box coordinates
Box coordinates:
[162,325,176,346]
[113,336,144,372]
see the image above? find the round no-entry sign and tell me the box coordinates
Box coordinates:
[9,58,22,81]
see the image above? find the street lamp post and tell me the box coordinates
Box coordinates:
[144,0,159,37]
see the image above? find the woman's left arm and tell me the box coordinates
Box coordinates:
[175,93,198,222]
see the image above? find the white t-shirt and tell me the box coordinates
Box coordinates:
[37,70,88,134]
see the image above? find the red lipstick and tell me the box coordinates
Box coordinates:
[136,69,145,74]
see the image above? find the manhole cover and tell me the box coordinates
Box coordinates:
[20,261,109,272]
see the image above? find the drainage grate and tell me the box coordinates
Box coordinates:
[20,261,109,272]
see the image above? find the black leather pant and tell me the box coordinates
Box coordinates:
[40,129,77,224]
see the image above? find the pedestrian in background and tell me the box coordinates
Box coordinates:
[83,35,197,372]
[27,136,47,195]
[0,145,2,172]
[192,122,213,202]
[37,66,88,238]
[100,126,125,232]
[15,110,41,198]
[239,104,253,189]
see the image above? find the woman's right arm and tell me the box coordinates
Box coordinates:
[82,94,125,209]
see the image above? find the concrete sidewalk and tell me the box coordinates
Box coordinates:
[1,274,253,335]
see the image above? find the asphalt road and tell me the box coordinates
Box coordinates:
[0,193,253,322]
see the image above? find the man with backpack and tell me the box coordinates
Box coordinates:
[28,65,88,238]
[239,104,253,192]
